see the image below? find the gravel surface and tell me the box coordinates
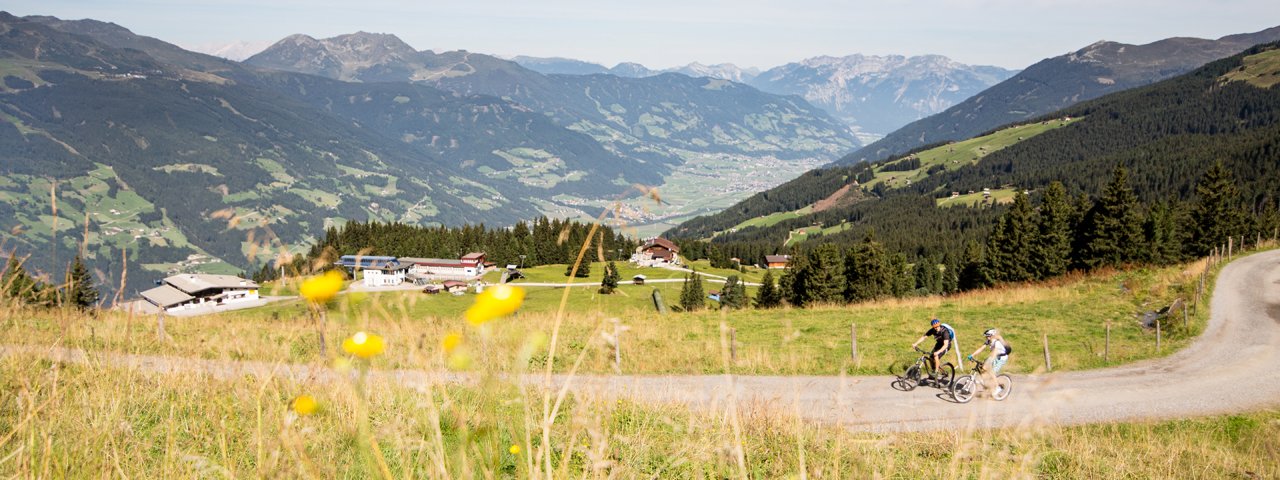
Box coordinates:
[6,250,1278,432]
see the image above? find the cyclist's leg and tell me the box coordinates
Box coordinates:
[992,354,1008,374]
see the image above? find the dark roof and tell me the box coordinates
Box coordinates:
[765,255,791,264]
[336,255,399,269]
[642,237,679,252]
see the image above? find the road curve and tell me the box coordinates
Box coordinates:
[560,249,1280,431]
[5,250,1278,432]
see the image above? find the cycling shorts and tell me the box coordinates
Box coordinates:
[992,355,1008,373]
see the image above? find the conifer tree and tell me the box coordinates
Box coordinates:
[986,191,1035,282]
[804,243,845,304]
[754,270,782,308]
[1143,202,1183,264]
[1188,161,1247,257]
[1078,166,1143,268]
[679,271,705,312]
[719,275,747,309]
[1032,182,1074,279]
[599,261,619,294]
[958,241,993,291]
[564,259,590,278]
[65,255,98,310]
[844,232,891,302]
[780,251,809,307]
[2,255,42,305]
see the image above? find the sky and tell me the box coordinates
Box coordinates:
[7,1,1280,70]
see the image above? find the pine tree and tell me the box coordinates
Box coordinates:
[719,275,747,309]
[958,241,993,291]
[65,255,98,310]
[986,191,1035,282]
[599,261,619,294]
[1188,161,1247,257]
[1143,202,1183,264]
[780,251,809,307]
[1078,166,1143,268]
[1032,182,1074,279]
[564,259,591,278]
[804,243,845,304]
[844,232,891,302]
[754,270,782,308]
[679,271,705,312]
[2,255,43,305]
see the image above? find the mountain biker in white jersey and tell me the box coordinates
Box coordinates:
[968,328,1010,374]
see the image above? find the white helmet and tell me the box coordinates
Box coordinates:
[984,328,998,337]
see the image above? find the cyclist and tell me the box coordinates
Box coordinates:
[968,328,1011,374]
[910,318,952,384]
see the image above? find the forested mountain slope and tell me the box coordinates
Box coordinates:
[837,26,1280,165]
[668,43,1280,262]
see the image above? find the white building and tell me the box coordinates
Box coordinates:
[362,264,408,287]
[141,274,260,312]
[400,252,488,280]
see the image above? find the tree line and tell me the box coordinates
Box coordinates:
[257,217,636,281]
[1,254,99,310]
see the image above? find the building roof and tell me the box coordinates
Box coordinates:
[336,255,399,269]
[401,257,470,268]
[642,237,679,252]
[141,284,194,307]
[765,255,791,264]
[165,274,259,294]
[442,280,467,288]
[461,252,485,260]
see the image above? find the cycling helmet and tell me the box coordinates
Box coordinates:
[930,318,941,326]
[984,328,998,337]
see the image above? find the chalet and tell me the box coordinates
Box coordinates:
[335,255,408,287]
[765,255,791,269]
[400,252,488,280]
[442,280,468,294]
[636,237,680,265]
[141,274,259,312]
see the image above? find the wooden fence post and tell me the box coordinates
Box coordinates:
[849,323,858,364]
[1183,302,1189,330]
[1156,318,1161,352]
[1104,323,1111,363]
[1042,333,1052,372]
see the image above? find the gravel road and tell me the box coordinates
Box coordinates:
[6,250,1278,432]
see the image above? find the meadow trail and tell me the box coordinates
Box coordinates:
[5,250,1278,433]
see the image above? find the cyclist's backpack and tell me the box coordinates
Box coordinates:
[1004,340,1013,355]
[940,323,957,344]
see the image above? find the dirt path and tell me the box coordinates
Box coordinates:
[6,250,1278,432]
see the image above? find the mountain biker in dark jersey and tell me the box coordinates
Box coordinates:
[910,318,952,383]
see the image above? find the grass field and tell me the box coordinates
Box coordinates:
[0,347,1275,478]
[2,256,1218,376]
[936,187,1020,208]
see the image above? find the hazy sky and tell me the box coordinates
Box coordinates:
[8,1,1279,69]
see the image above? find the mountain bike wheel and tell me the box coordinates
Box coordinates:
[952,375,976,403]
[992,375,1013,401]
[901,365,921,391]
[938,363,956,389]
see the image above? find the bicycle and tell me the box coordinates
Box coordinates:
[893,347,955,391]
[951,359,1012,403]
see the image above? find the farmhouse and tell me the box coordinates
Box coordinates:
[141,274,259,312]
[765,255,791,269]
[634,237,681,265]
[335,255,409,287]
[400,252,488,280]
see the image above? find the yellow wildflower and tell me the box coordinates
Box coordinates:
[299,270,344,304]
[465,284,525,325]
[441,332,463,354]
[342,331,386,359]
[509,444,521,455]
[292,394,318,416]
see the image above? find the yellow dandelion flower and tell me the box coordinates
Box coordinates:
[465,284,525,326]
[342,331,386,359]
[292,394,318,416]
[509,444,521,455]
[441,332,463,354]
[299,270,344,304]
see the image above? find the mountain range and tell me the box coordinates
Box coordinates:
[511,54,1017,138]
[837,25,1280,165]
[0,13,856,293]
